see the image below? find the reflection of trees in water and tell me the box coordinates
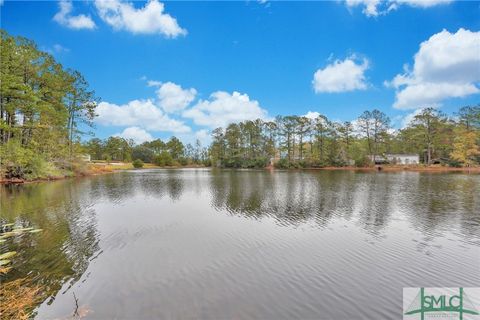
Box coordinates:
[209,170,362,228]
[401,173,480,242]
[208,170,480,239]
[353,173,398,237]
[138,170,186,201]
[89,173,136,203]
[0,179,100,306]
[87,170,187,202]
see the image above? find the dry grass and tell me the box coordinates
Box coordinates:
[104,163,134,170]
[88,162,133,172]
[88,162,163,172]
[0,278,42,320]
[87,164,114,174]
[0,267,12,274]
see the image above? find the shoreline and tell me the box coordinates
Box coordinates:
[300,165,480,173]
[0,163,207,185]
[2,164,479,185]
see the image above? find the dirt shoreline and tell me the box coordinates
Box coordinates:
[303,166,480,173]
[0,163,207,184]
[2,164,479,184]
[0,170,114,185]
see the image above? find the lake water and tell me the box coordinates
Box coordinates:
[1,169,479,319]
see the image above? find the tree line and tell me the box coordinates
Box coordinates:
[83,136,210,167]
[1,30,479,179]
[209,106,480,168]
[0,30,97,179]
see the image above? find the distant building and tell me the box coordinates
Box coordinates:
[369,154,419,165]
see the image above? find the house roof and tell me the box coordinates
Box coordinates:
[369,154,419,158]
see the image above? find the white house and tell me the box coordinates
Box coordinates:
[370,154,419,165]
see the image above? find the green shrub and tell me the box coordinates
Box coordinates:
[448,159,462,168]
[202,159,212,167]
[298,160,309,168]
[132,159,144,168]
[274,158,290,169]
[310,160,327,168]
[254,157,269,168]
[153,151,173,166]
[354,156,371,167]
[0,140,62,180]
[178,157,189,166]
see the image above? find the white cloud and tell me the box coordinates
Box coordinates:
[94,0,186,37]
[392,0,452,8]
[147,80,162,87]
[393,83,478,109]
[345,0,452,17]
[303,111,321,119]
[195,129,209,141]
[388,28,480,109]
[53,1,96,30]
[96,99,190,133]
[399,108,426,128]
[114,126,153,144]
[153,82,197,113]
[313,56,369,93]
[346,0,382,17]
[183,91,268,129]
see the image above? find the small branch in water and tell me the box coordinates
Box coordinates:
[73,292,79,317]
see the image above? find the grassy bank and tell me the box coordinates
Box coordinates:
[3,162,478,184]
[0,161,209,184]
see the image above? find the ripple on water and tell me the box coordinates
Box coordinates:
[0,169,478,319]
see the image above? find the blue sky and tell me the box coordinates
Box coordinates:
[1,0,479,144]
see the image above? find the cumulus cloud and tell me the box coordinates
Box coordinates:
[94,0,187,37]
[96,99,190,133]
[114,126,153,144]
[313,56,369,93]
[387,28,480,109]
[53,1,96,30]
[151,82,197,113]
[345,0,452,17]
[182,91,268,129]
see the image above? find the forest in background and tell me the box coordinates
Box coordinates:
[1,30,480,181]
[206,106,480,168]
[83,106,480,169]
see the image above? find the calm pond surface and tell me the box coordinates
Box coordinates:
[1,169,479,319]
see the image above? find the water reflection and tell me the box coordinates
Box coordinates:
[0,179,100,308]
[0,169,479,319]
[208,170,479,237]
